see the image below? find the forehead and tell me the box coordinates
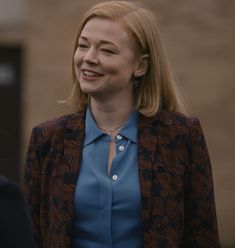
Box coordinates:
[80,17,133,46]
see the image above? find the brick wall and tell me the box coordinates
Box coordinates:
[2,0,234,246]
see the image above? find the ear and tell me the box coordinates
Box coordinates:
[134,54,149,77]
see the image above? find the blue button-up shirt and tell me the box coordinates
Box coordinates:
[72,108,143,248]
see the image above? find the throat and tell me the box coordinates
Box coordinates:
[90,97,133,134]
[97,121,126,135]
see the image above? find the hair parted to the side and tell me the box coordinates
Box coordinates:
[68,0,186,117]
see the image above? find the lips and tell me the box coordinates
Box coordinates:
[82,69,103,77]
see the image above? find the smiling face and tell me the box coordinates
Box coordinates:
[73,17,145,102]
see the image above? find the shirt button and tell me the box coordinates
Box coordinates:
[118,145,125,151]
[112,175,118,181]
[116,134,122,140]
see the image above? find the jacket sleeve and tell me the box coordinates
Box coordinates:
[183,117,220,247]
[22,127,43,246]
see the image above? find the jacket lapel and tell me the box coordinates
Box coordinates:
[138,113,159,229]
[62,111,86,245]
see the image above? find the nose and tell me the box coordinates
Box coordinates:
[83,47,98,64]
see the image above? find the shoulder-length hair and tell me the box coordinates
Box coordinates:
[68,0,186,117]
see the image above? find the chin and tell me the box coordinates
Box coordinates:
[80,86,99,95]
[80,82,105,95]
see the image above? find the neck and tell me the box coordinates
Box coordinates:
[90,96,133,131]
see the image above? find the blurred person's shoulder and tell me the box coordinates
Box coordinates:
[0,175,22,198]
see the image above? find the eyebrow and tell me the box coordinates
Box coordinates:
[79,36,118,48]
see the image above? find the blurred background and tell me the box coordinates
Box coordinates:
[0,0,234,246]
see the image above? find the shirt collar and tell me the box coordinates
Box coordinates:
[119,110,138,143]
[83,108,103,146]
[83,108,138,146]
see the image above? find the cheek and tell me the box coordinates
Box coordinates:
[106,59,135,77]
[73,54,83,80]
[101,58,128,74]
[73,50,83,68]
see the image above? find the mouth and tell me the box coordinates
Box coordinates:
[82,69,103,78]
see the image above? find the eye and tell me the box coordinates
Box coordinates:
[101,48,116,55]
[78,43,88,49]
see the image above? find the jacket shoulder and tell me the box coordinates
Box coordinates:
[153,110,201,129]
[30,112,85,143]
[158,110,198,124]
[34,113,77,130]
[145,110,204,141]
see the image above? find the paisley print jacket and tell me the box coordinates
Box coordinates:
[23,110,220,248]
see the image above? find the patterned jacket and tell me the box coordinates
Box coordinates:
[23,110,220,247]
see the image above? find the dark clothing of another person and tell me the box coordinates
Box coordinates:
[0,175,35,248]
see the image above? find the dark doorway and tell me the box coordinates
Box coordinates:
[0,45,22,182]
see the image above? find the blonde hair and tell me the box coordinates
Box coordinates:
[68,0,186,117]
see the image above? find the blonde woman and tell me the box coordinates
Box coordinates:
[23,1,220,247]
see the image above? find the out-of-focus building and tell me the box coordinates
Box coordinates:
[0,0,234,246]
[0,0,25,181]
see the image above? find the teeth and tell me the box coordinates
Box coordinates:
[83,70,101,77]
